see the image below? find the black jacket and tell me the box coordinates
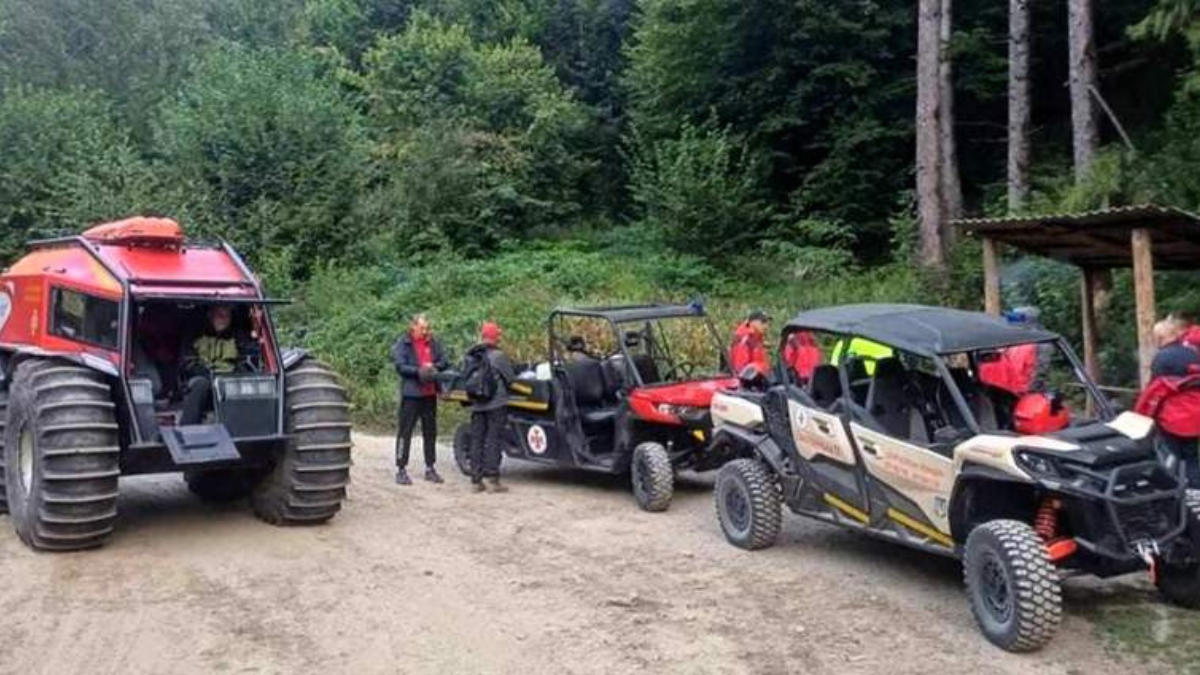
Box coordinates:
[464,343,516,412]
[392,333,450,399]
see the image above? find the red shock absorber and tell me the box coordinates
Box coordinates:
[1033,497,1060,541]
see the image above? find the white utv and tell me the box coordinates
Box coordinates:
[708,304,1200,652]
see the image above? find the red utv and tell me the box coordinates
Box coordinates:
[0,217,352,551]
[449,304,742,511]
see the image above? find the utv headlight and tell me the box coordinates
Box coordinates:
[1014,450,1062,479]
[656,403,707,422]
[220,377,277,399]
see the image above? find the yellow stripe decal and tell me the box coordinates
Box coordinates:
[823,493,869,524]
[510,382,533,395]
[887,508,954,548]
[507,400,549,412]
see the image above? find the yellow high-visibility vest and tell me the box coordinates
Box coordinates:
[831,337,893,375]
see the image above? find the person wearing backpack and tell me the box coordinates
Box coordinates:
[463,321,516,493]
[391,314,451,486]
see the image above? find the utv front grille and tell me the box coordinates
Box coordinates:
[1064,460,1187,557]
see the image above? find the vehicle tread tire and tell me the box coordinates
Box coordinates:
[1156,491,1200,609]
[2,359,120,551]
[453,423,473,477]
[631,441,673,512]
[252,358,352,525]
[0,385,8,514]
[714,458,782,550]
[963,519,1062,652]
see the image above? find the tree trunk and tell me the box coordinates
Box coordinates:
[916,0,946,269]
[1007,0,1031,212]
[1068,0,1099,183]
[939,0,962,229]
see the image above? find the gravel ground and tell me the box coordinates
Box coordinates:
[0,433,1182,675]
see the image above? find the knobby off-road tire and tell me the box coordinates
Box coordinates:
[252,358,352,525]
[185,468,262,503]
[714,458,782,550]
[963,520,1062,652]
[0,385,9,514]
[453,423,473,477]
[1157,491,1200,609]
[631,442,673,512]
[2,360,120,551]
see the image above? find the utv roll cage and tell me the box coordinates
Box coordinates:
[781,304,1115,437]
[548,303,729,387]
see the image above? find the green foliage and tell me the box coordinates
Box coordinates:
[358,12,593,255]
[155,45,369,274]
[0,87,154,261]
[628,123,772,259]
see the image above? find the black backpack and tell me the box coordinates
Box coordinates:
[462,349,498,403]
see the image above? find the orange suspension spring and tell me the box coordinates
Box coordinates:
[1033,497,1061,541]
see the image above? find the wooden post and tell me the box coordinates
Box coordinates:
[1080,267,1101,385]
[1131,229,1156,387]
[982,236,1001,316]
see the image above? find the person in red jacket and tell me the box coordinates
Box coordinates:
[730,310,771,382]
[1139,315,1200,488]
[783,330,822,383]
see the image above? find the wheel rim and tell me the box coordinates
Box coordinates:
[723,481,751,533]
[18,426,34,494]
[979,551,1014,624]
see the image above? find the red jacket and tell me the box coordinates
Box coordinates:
[1135,365,1200,438]
[783,331,822,381]
[730,323,769,378]
[979,343,1038,395]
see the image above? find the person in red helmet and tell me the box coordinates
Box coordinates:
[730,310,771,383]
[462,321,516,493]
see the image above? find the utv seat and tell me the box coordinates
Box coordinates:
[844,357,871,406]
[946,367,999,432]
[631,354,660,385]
[808,365,843,410]
[564,357,618,427]
[865,358,930,444]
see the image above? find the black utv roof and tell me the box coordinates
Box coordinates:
[784,304,1060,356]
[551,303,706,323]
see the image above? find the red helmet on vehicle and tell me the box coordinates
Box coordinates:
[1013,392,1070,435]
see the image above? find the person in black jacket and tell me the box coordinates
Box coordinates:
[466,321,516,493]
[391,314,451,485]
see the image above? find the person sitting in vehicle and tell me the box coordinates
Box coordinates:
[566,335,592,361]
[830,336,893,375]
[978,307,1052,395]
[180,305,244,424]
[783,330,822,384]
[730,310,771,383]
[134,303,182,399]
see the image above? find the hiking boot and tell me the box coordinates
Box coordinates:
[424,467,444,484]
[395,469,413,486]
[471,481,486,494]
[485,477,509,494]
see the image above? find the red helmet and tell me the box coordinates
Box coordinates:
[1013,392,1070,435]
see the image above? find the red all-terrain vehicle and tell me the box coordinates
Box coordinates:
[0,217,352,551]
[450,304,742,511]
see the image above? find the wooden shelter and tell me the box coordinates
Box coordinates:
[953,204,1200,387]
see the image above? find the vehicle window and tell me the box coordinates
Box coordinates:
[633,316,727,381]
[51,287,120,350]
[553,315,617,359]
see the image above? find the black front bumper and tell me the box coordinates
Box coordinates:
[120,434,289,475]
[1057,459,1192,574]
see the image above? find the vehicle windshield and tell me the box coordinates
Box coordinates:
[552,313,729,385]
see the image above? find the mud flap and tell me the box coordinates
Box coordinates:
[161,425,242,466]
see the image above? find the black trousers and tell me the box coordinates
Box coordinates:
[181,375,212,425]
[1163,432,1200,489]
[395,396,438,469]
[469,408,507,482]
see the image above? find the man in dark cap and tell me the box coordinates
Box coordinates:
[730,309,771,381]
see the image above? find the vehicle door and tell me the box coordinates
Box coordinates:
[846,352,956,545]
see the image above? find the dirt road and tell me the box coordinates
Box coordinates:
[0,433,1182,675]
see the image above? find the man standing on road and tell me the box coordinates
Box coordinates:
[464,321,516,493]
[392,314,450,486]
[1139,315,1200,488]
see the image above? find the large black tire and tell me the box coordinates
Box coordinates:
[185,468,263,503]
[453,422,473,477]
[714,458,782,550]
[1157,491,1200,609]
[2,360,120,551]
[963,520,1062,652]
[252,358,352,525]
[631,441,673,512]
[0,385,8,514]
